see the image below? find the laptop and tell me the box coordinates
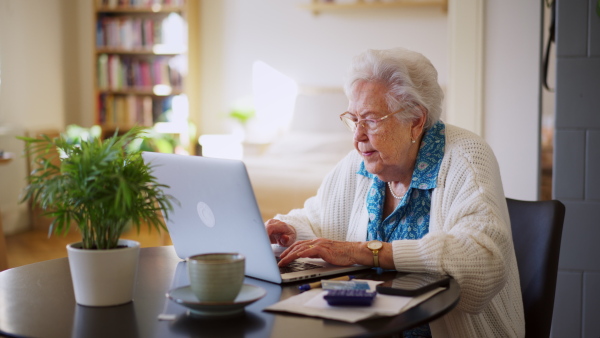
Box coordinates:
[142,152,368,284]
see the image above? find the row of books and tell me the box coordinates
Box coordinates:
[97,94,177,127]
[96,14,185,51]
[97,54,184,91]
[97,0,185,8]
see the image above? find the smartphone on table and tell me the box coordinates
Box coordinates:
[376,273,450,297]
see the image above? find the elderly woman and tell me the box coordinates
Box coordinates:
[266,48,525,337]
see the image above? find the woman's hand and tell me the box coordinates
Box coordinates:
[265,219,297,247]
[278,238,362,267]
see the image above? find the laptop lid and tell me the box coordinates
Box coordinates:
[142,152,367,284]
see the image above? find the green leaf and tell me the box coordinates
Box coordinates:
[17,125,174,250]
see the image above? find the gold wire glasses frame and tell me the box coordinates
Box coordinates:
[339,110,403,133]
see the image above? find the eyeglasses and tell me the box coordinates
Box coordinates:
[339,110,403,134]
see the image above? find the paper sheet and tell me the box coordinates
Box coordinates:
[264,280,445,323]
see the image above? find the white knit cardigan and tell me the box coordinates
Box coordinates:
[275,124,525,337]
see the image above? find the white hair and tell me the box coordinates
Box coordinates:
[344,48,444,130]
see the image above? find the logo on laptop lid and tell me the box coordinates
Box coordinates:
[196,202,215,228]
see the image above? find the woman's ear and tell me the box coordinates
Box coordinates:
[411,106,428,139]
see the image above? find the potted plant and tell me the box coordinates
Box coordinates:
[227,100,256,141]
[19,126,174,307]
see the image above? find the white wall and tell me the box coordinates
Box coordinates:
[0,0,542,235]
[0,0,67,234]
[483,0,542,200]
[197,0,449,134]
[66,0,95,128]
[198,0,542,200]
[0,0,66,130]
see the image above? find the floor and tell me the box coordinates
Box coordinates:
[5,227,172,269]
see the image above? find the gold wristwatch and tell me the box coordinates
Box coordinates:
[366,240,383,267]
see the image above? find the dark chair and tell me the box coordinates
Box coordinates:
[506,198,565,338]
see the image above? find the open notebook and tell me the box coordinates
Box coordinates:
[142,152,367,284]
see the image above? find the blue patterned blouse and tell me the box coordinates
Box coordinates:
[358,120,446,338]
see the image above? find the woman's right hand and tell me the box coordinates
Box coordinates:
[265,219,297,247]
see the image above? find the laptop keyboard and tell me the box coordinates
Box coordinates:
[277,258,322,274]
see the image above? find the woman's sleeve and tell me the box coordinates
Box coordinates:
[391,136,513,314]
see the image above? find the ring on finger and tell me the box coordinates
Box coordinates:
[308,245,315,249]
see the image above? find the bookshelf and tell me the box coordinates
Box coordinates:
[94,0,196,153]
[301,0,448,15]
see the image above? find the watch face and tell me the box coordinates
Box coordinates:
[368,241,383,250]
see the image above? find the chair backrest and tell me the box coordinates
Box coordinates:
[506,198,565,338]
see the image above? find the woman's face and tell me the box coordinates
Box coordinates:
[348,81,423,182]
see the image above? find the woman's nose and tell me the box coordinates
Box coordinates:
[353,123,369,142]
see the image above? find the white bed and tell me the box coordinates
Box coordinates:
[244,88,354,221]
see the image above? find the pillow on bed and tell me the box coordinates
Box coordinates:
[288,88,349,134]
[258,87,354,161]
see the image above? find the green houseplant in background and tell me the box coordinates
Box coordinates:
[19,126,174,306]
[227,98,256,136]
[229,105,256,126]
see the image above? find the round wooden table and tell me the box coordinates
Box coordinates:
[0,246,460,338]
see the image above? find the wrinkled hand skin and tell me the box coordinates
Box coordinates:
[278,238,360,267]
[265,219,297,247]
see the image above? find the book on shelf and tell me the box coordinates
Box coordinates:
[95,0,190,152]
[97,16,156,50]
[98,0,185,9]
[97,54,182,91]
[96,13,185,53]
[98,94,181,128]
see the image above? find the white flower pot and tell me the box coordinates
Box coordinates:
[67,239,140,307]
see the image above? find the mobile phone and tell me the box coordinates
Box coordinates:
[376,273,450,297]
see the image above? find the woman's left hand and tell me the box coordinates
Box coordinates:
[277,238,361,267]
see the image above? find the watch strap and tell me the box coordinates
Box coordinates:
[372,249,380,267]
[367,240,382,268]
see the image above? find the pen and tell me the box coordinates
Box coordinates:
[298,275,355,292]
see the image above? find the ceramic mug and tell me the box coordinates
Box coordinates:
[187,253,245,303]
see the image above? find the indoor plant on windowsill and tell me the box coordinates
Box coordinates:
[19,126,174,307]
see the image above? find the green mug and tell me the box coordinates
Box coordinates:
[187,253,245,303]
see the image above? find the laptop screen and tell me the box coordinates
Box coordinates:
[142,152,283,283]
